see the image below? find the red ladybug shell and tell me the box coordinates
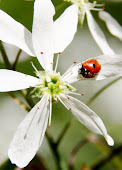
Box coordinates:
[79,59,101,78]
[83,59,101,74]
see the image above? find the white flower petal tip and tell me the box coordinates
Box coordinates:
[106,135,114,146]
[95,54,122,80]
[0,10,35,56]
[59,94,111,144]
[8,156,24,169]
[32,1,78,71]
[98,11,122,41]
[54,4,78,53]
[32,0,55,61]
[0,69,40,92]
[8,95,50,167]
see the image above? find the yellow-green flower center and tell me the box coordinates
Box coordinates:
[30,71,76,101]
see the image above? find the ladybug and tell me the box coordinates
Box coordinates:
[79,59,101,78]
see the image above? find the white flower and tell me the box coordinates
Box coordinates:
[0,0,78,71]
[64,0,115,55]
[0,0,117,168]
[62,54,122,83]
[98,11,122,41]
[0,61,115,168]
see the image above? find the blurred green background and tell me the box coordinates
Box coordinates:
[0,0,122,170]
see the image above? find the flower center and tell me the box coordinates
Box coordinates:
[64,0,104,25]
[30,71,76,101]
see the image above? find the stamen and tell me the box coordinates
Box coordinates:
[90,8,103,11]
[40,52,47,70]
[44,87,48,90]
[46,76,51,82]
[30,61,40,77]
[58,96,69,110]
[94,3,105,7]
[54,95,58,101]
[69,92,83,96]
[69,108,71,111]
[54,53,60,72]
[88,2,104,7]
[61,62,77,78]
[48,96,52,127]
[59,85,65,89]
[39,80,43,84]
[29,86,33,88]
[62,70,74,81]
[87,1,104,11]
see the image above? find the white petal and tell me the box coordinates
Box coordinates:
[95,54,122,80]
[36,53,54,72]
[32,0,55,71]
[53,4,78,53]
[62,63,81,84]
[0,69,40,92]
[63,54,122,83]
[86,9,115,55]
[99,11,122,41]
[8,95,50,168]
[60,94,114,146]
[32,0,55,55]
[0,10,35,56]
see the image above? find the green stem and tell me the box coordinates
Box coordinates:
[46,133,62,170]
[69,138,89,170]
[12,49,22,70]
[56,118,74,146]
[87,77,122,106]
[0,41,11,69]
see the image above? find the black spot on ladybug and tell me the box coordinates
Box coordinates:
[93,64,95,68]
[79,59,101,78]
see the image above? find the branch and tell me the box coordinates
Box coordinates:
[0,41,11,69]
[12,49,22,70]
[56,119,73,146]
[45,133,62,170]
[8,92,30,112]
[87,77,122,106]
[92,144,122,170]
[69,134,102,170]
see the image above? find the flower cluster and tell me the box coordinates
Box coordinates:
[0,0,122,168]
[64,0,122,54]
